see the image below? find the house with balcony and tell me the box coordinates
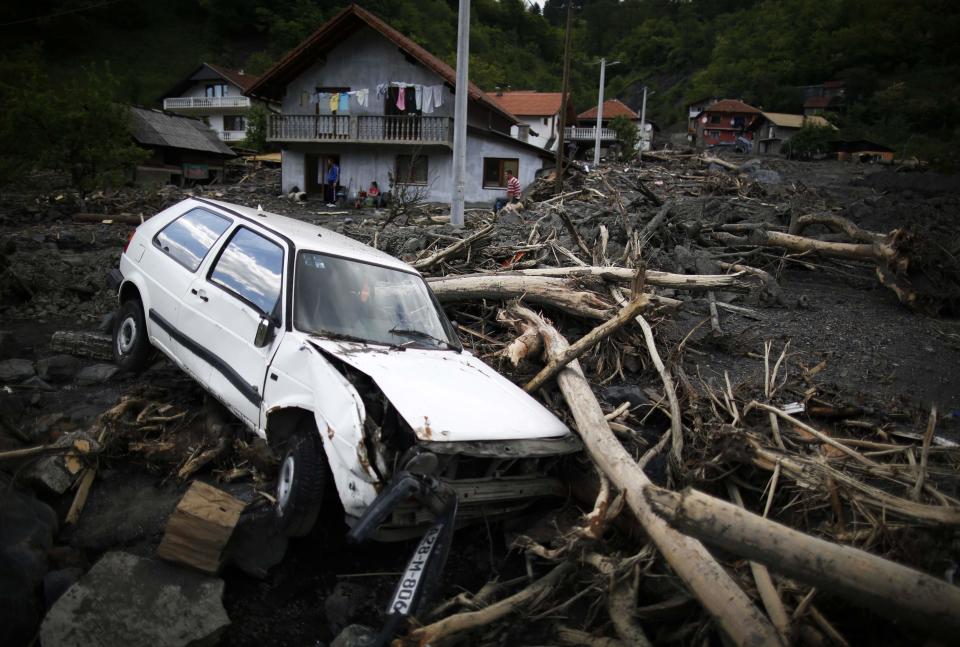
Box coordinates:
[245,4,549,205]
[161,63,268,143]
[692,99,761,148]
[489,91,575,151]
[802,80,845,117]
[563,99,652,158]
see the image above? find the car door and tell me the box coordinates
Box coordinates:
[178,224,288,429]
[140,206,232,382]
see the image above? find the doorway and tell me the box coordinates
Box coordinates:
[306,154,341,202]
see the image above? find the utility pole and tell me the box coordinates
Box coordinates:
[592,58,619,166]
[639,85,648,158]
[554,0,573,195]
[450,0,471,228]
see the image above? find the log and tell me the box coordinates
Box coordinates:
[412,222,494,270]
[156,480,245,573]
[753,230,895,263]
[644,485,960,639]
[50,331,114,361]
[497,265,758,292]
[524,296,650,393]
[509,304,781,647]
[73,212,144,226]
[429,275,614,319]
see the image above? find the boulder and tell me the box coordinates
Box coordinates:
[75,364,119,386]
[331,624,377,647]
[23,455,74,495]
[0,330,16,359]
[36,355,81,383]
[40,552,230,647]
[324,581,375,636]
[0,358,35,383]
[224,507,288,579]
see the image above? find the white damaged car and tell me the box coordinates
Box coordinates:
[109,198,579,538]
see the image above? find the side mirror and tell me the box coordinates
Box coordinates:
[254,316,275,348]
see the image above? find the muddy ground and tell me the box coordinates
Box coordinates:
[1,156,959,645]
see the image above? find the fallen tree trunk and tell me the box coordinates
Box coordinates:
[509,304,781,647]
[73,212,144,226]
[644,485,960,639]
[50,331,113,361]
[494,266,759,292]
[788,213,887,244]
[429,275,615,319]
[412,222,494,270]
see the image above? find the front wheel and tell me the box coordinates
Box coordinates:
[276,429,326,537]
[112,299,151,373]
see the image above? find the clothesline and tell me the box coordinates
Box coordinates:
[309,81,445,114]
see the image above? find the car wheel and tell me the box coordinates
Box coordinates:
[276,429,326,537]
[113,299,151,373]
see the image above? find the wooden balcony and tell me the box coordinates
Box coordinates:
[269,114,453,146]
[564,126,619,141]
[163,96,251,111]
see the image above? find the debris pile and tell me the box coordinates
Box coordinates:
[1,153,958,646]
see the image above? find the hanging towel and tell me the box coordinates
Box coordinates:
[414,85,423,110]
[396,87,406,111]
[329,93,339,113]
[432,85,444,108]
[355,89,367,107]
[377,83,388,98]
[339,92,350,114]
[422,85,434,114]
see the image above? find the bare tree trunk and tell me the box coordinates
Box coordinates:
[509,304,782,647]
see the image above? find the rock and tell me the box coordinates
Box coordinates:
[44,567,84,608]
[0,358,35,383]
[601,383,651,409]
[498,210,523,226]
[23,455,74,495]
[40,551,230,647]
[331,624,377,647]
[749,169,782,185]
[0,486,58,646]
[672,244,697,273]
[70,471,180,552]
[21,376,54,391]
[401,236,427,253]
[224,507,288,579]
[75,363,119,385]
[0,330,16,359]
[36,355,81,383]
[325,581,374,635]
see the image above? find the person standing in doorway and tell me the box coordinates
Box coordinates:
[495,168,522,212]
[325,159,340,206]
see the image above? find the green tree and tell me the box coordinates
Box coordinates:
[243,103,273,152]
[782,124,836,159]
[610,115,638,161]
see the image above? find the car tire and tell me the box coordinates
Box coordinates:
[113,299,151,374]
[276,428,326,537]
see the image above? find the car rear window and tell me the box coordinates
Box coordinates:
[153,208,231,272]
[209,227,284,315]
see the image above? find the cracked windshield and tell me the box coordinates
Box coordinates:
[294,251,455,348]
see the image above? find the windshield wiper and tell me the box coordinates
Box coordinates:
[388,327,456,350]
[311,330,404,350]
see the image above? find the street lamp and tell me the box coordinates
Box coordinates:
[593,58,619,166]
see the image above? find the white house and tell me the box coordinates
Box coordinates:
[489,91,574,151]
[162,63,266,143]
[245,4,550,206]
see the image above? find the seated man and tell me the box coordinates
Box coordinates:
[494,169,521,212]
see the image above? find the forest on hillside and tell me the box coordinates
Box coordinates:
[2,0,960,165]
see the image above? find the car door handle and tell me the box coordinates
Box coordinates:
[191,288,209,302]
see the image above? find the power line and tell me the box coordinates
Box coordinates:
[0,0,128,28]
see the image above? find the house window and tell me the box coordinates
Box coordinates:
[223,115,245,132]
[482,158,519,188]
[395,155,428,184]
[543,117,548,125]
[709,114,720,124]
[205,84,229,98]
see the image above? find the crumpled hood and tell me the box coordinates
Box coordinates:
[309,339,571,442]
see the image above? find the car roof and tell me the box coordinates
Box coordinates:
[189,198,415,273]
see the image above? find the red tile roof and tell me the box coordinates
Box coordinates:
[702,99,761,114]
[207,64,260,93]
[490,91,564,116]
[803,96,835,108]
[246,4,518,124]
[577,99,637,120]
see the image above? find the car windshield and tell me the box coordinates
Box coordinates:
[294,251,459,350]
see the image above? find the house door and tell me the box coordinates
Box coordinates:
[319,155,341,204]
[306,155,323,194]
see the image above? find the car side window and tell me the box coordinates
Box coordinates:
[153,208,231,272]
[209,227,284,315]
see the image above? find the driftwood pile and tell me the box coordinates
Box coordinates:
[372,153,960,646]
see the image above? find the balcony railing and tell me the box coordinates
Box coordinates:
[163,96,251,111]
[269,114,453,146]
[564,126,619,141]
[219,130,247,142]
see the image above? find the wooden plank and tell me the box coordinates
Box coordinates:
[157,481,245,573]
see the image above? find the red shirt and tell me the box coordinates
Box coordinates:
[507,175,521,198]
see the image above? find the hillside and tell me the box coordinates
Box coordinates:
[3,0,959,164]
